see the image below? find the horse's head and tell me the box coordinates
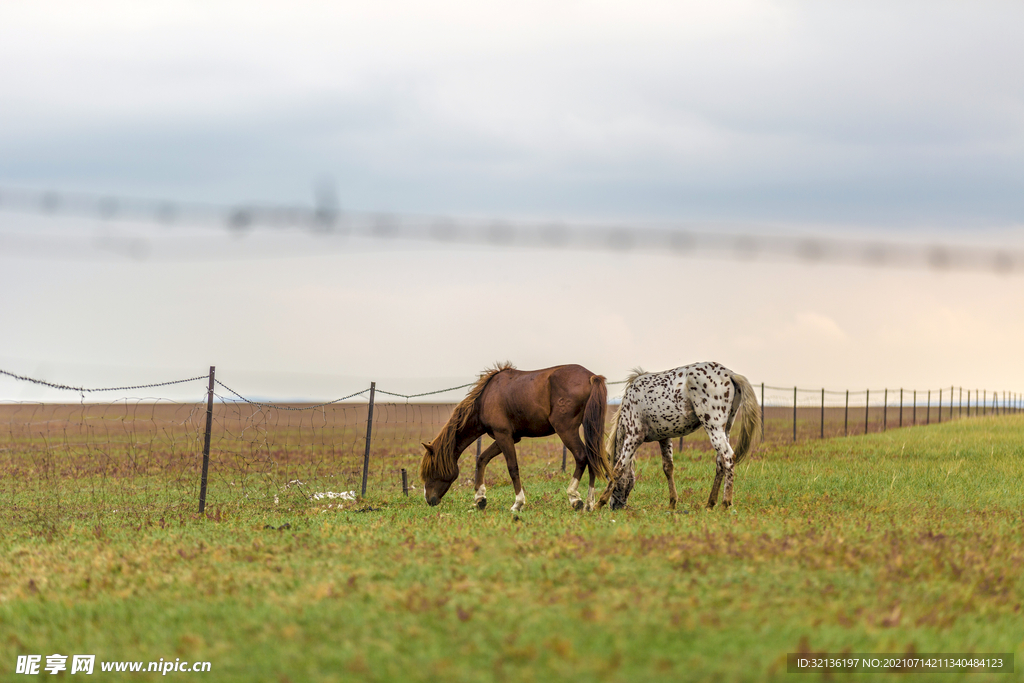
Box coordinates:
[609,462,636,510]
[420,441,458,506]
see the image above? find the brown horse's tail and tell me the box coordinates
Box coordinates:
[583,375,611,480]
[730,373,762,466]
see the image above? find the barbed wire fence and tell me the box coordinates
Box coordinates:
[3,185,1024,273]
[2,365,1021,531]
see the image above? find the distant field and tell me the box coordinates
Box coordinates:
[1,407,1022,681]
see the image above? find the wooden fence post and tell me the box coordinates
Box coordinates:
[562,444,567,472]
[361,382,376,498]
[401,469,409,496]
[926,390,931,425]
[883,388,888,431]
[899,388,903,428]
[938,388,942,424]
[198,365,215,515]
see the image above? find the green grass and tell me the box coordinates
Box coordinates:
[2,416,1024,681]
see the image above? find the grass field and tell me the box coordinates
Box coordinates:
[1,411,1023,681]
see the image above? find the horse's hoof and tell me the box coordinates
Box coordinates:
[475,497,487,510]
[571,499,584,511]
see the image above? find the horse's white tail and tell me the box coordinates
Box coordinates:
[604,404,624,467]
[730,373,761,465]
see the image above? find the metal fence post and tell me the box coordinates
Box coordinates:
[793,386,797,442]
[562,444,567,472]
[913,390,917,424]
[361,382,376,497]
[899,388,903,428]
[820,388,824,439]
[883,388,888,431]
[864,389,870,435]
[844,390,849,436]
[926,390,931,425]
[198,365,215,515]
[401,469,409,496]
[938,388,942,424]
[760,383,765,441]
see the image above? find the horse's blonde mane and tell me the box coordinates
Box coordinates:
[604,367,647,466]
[420,362,514,481]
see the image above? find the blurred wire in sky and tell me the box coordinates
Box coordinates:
[1,185,1020,273]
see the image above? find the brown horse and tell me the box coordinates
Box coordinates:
[420,363,611,512]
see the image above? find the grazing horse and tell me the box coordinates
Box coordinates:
[420,363,611,512]
[597,361,761,511]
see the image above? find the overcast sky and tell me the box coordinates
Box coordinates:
[2,1,1023,403]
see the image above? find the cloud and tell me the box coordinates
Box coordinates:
[776,312,849,344]
[1,1,1022,222]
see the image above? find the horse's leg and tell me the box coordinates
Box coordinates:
[708,460,725,509]
[706,427,735,510]
[552,423,589,511]
[492,432,526,513]
[473,441,503,510]
[566,460,587,511]
[659,438,678,510]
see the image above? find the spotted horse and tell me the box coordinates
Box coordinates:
[420,363,611,512]
[597,361,761,511]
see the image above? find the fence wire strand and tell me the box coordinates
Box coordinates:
[0,368,208,394]
[214,379,368,411]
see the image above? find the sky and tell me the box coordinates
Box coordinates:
[1,1,1023,403]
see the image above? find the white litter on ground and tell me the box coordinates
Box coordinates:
[312,491,357,501]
